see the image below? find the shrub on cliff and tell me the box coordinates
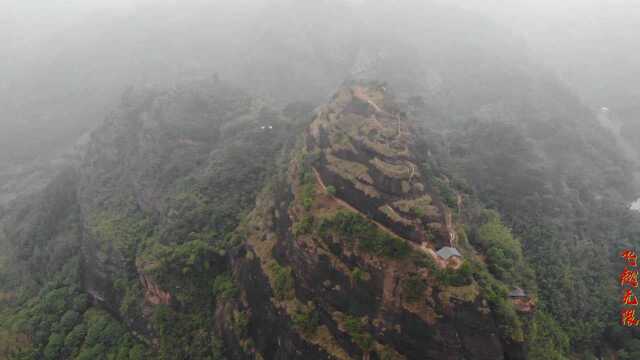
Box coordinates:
[213,273,238,301]
[292,302,320,335]
[402,275,427,303]
[320,211,411,259]
[269,263,295,300]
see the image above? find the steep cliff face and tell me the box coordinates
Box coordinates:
[224,83,527,359]
[308,84,455,249]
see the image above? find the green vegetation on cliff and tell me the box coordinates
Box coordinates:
[318,211,411,259]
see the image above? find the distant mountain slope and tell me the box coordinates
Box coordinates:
[0,78,308,359]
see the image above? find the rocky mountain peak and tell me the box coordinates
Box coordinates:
[308,83,456,250]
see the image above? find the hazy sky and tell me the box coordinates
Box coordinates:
[441,0,640,106]
[1,0,639,160]
[3,0,639,96]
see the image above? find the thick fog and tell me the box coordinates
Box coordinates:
[443,0,640,109]
[2,0,640,200]
[3,3,640,358]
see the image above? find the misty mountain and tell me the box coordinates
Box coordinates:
[1,1,640,359]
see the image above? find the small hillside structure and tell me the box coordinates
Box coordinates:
[436,246,462,268]
[436,246,462,260]
[508,287,535,313]
[508,287,526,298]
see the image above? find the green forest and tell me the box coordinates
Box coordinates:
[2,1,640,359]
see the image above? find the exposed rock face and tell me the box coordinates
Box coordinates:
[140,274,171,306]
[309,84,452,249]
[231,83,525,359]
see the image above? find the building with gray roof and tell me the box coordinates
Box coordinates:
[436,246,462,260]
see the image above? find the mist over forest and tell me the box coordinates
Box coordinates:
[3,0,639,165]
[1,1,640,359]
